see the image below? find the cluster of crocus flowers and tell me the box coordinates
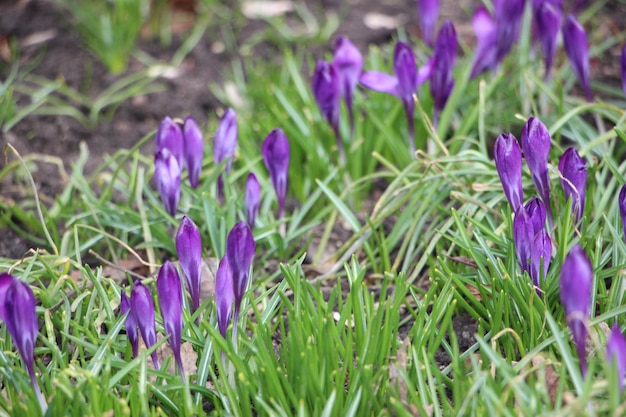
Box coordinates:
[0,273,46,411]
[213,108,238,203]
[154,116,205,215]
[562,15,593,101]
[263,129,290,219]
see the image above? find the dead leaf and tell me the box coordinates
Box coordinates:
[532,355,559,406]
[141,334,198,377]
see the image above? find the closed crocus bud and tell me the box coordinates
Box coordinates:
[245,173,261,229]
[215,255,234,338]
[214,108,238,202]
[430,20,457,124]
[494,133,524,212]
[226,222,256,320]
[0,273,12,321]
[607,323,626,392]
[530,229,552,289]
[154,149,181,216]
[131,281,160,369]
[120,291,138,359]
[521,117,552,223]
[559,147,587,224]
[562,15,593,102]
[156,261,184,380]
[312,60,343,161]
[536,2,561,79]
[560,244,593,376]
[155,117,185,169]
[263,129,290,219]
[470,6,497,78]
[176,216,202,314]
[183,117,204,189]
[514,205,534,274]
[493,0,525,62]
[619,184,626,242]
[525,196,547,235]
[621,43,626,99]
[333,37,363,138]
[417,0,439,47]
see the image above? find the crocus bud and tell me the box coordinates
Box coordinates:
[494,133,524,212]
[521,117,552,223]
[430,20,457,124]
[558,147,587,224]
[183,116,204,189]
[226,222,256,319]
[155,117,185,169]
[514,205,534,274]
[245,173,261,229]
[619,184,626,242]
[607,323,626,392]
[312,60,343,161]
[0,272,12,321]
[333,37,363,138]
[176,216,202,313]
[470,6,497,78]
[417,0,439,47]
[2,276,46,411]
[154,149,181,216]
[262,129,290,219]
[560,244,593,376]
[131,281,160,369]
[214,108,238,202]
[536,1,561,78]
[562,15,593,101]
[621,43,626,99]
[215,255,234,338]
[493,0,525,62]
[121,291,138,358]
[525,196,547,235]
[530,229,552,289]
[156,261,184,379]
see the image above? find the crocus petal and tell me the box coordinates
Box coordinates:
[619,184,626,242]
[525,196,547,236]
[215,255,234,338]
[493,0,525,62]
[607,323,626,392]
[0,272,13,322]
[430,20,458,115]
[521,117,552,223]
[131,281,160,369]
[226,222,256,318]
[359,71,399,96]
[417,0,440,47]
[157,261,184,379]
[394,41,419,103]
[562,15,593,101]
[176,216,203,313]
[514,205,534,274]
[262,129,290,219]
[213,109,238,170]
[245,173,261,229]
[333,37,363,136]
[154,149,181,217]
[121,291,138,358]
[621,43,626,99]
[536,2,561,78]
[155,116,185,170]
[183,117,204,189]
[470,6,498,78]
[530,229,552,289]
[494,133,524,212]
[560,244,593,376]
[312,60,340,133]
[558,147,587,224]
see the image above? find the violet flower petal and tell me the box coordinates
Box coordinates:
[183,116,204,189]
[562,15,593,101]
[430,20,458,119]
[619,184,626,242]
[156,261,185,379]
[417,0,439,47]
[245,173,261,229]
[560,244,593,376]
[359,71,400,96]
[312,60,343,160]
[155,116,185,170]
[493,0,525,62]
[530,229,552,289]
[333,37,363,137]
[131,281,160,369]
[226,222,256,318]
[607,323,626,392]
[154,149,181,217]
[262,129,290,219]
[621,43,626,100]
[470,6,498,78]
[215,255,234,338]
[514,205,534,274]
[121,291,138,358]
[558,147,587,224]
[525,196,547,236]
[0,272,12,322]
[536,1,561,78]
[494,133,524,212]
[521,117,552,223]
[214,108,238,202]
[176,216,203,313]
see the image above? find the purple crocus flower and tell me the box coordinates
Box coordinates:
[226,222,256,321]
[530,229,552,289]
[176,216,203,314]
[494,133,524,212]
[130,281,160,369]
[215,255,234,338]
[417,0,440,48]
[121,291,138,359]
[562,15,593,101]
[621,43,626,99]
[560,244,593,377]
[470,6,498,78]
[430,20,457,126]
[214,108,238,203]
[155,116,185,170]
[183,116,204,189]
[607,323,626,392]
[154,149,181,216]
[535,1,561,79]
[312,60,343,162]
[245,173,261,229]
[262,129,290,219]
[514,205,534,274]
[525,196,547,235]
[333,37,363,138]
[619,184,626,242]
[156,261,185,380]
[559,147,587,224]
[1,275,46,410]
[360,41,433,155]
[521,117,552,224]
[493,0,526,63]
